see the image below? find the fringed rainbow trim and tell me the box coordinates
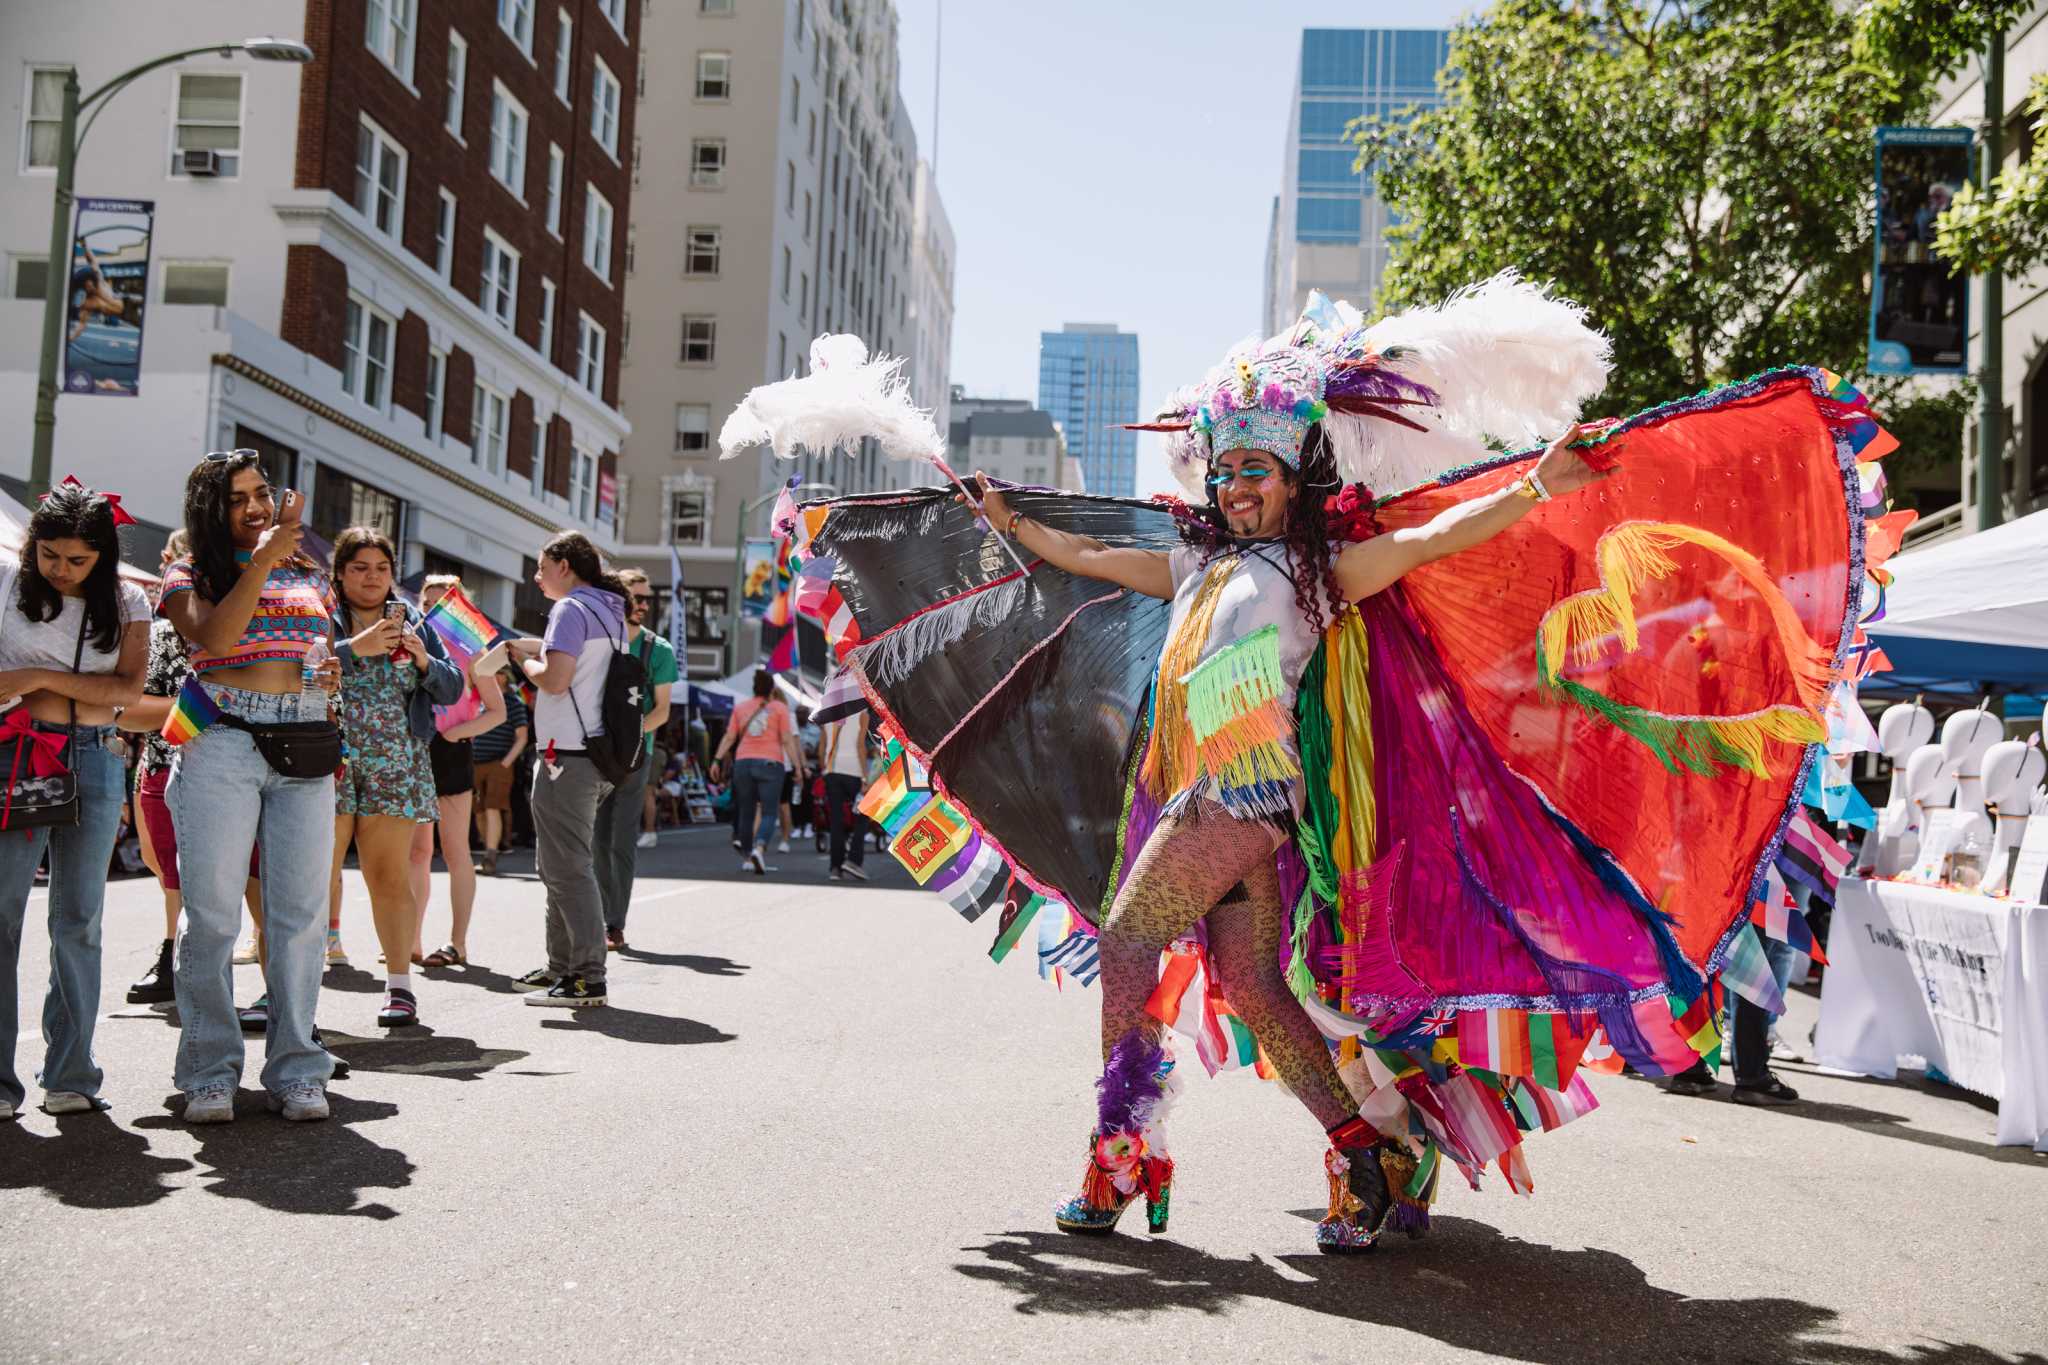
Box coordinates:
[1178,625,1301,820]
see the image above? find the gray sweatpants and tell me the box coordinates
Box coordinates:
[596,756,652,933]
[532,752,614,981]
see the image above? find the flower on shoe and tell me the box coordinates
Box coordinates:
[1093,1130,1149,1194]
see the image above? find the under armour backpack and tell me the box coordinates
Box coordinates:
[565,595,649,785]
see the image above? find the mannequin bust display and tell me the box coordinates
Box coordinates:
[1892,742,1959,879]
[1941,707,2003,860]
[1867,703,1937,874]
[1978,737,2046,895]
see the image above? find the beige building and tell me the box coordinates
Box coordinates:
[614,0,950,678]
[949,393,1085,493]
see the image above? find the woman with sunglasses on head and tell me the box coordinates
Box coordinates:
[159,451,342,1124]
[0,479,149,1120]
[325,531,464,1028]
[410,573,506,970]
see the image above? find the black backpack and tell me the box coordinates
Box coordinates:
[564,595,649,785]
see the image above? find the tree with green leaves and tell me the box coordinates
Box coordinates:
[1352,0,1928,420]
[1855,0,2048,274]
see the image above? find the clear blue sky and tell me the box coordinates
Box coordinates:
[892,0,1478,494]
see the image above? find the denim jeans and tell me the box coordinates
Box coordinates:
[595,755,651,933]
[0,724,123,1110]
[731,758,784,852]
[532,751,612,980]
[168,685,335,1096]
[823,772,867,871]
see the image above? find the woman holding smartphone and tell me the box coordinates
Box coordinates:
[326,529,463,1029]
[160,453,340,1124]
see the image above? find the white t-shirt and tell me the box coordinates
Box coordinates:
[1163,542,1328,714]
[0,559,150,676]
[824,718,866,777]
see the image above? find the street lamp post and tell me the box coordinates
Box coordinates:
[723,480,838,677]
[27,37,312,500]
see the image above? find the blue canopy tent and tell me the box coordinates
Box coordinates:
[1865,508,2048,697]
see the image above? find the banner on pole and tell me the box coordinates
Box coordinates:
[63,197,154,397]
[739,537,778,620]
[1869,127,1974,376]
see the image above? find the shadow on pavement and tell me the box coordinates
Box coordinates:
[319,1026,530,1082]
[0,1110,193,1208]
[416,957,535,996]
[955,1223,2048,1364]
[133,1092,413,1219]
[536,1007,736,1046]
[321,961,387,995]
[615,948,750,976]
[1630,1075,2043,1166]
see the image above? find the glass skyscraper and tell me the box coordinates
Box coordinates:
[1037,324,1140,498]
[1264,28,1451,335]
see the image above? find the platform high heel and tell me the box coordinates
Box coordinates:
[1053,1031,1182,1237]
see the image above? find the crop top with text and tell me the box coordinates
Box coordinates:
[156,554,336,676]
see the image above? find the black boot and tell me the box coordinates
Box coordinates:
[126,939,175,1004]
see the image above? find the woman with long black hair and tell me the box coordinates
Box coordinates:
[0,479,149,1119]
[159,451,341,1124]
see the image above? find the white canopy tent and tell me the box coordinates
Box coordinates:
[1867,507,2048,691]
[716,665,821,713]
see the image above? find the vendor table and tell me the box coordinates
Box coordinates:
[1815,876,2048,1150]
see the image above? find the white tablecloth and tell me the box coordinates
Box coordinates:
[1816,877,2048,1151]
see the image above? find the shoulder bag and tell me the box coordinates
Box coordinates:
[0,611,87,830]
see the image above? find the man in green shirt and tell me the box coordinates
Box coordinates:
[597,569,679,950]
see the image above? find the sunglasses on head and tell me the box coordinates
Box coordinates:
[204,448,260,462]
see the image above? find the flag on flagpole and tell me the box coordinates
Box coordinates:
[668,543,686,646]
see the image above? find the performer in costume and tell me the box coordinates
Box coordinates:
[721,276,1892,1255]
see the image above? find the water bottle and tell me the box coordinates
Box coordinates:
[302,639,330,720]
[1946,827,1987,892]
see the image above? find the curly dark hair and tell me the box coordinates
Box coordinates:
[1166,422,1345,636]
[179,451,318,604]
[15,479,124,653]
[540,529,629,600]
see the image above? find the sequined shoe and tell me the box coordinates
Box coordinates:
[1315,1116,1415,1254]
[1053,1030,1182,1237]
[1054,1130,1174,1235]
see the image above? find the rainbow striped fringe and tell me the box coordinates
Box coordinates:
[1178,625,1300,820]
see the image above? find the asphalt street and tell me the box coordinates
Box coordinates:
[4,822,2046,1364]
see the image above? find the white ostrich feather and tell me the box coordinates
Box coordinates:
[719,333,945,464]
[1336,271,1611,495]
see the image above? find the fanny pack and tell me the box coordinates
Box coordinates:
[218,715,344,779]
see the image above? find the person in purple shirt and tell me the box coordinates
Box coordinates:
[505,531,628,1008]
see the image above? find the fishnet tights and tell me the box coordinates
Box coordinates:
[1096,804,1355,1129]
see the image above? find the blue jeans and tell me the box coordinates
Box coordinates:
[730,758,785,852]
[0,724,123,1110]
[168,685,336,1096]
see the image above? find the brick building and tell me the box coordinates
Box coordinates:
[0,0,638,627]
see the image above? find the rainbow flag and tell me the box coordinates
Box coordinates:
[423,585,510,733]
[160,675,222,747]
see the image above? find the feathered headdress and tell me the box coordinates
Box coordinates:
[719,333,945,464]
[1145,272,1611,498]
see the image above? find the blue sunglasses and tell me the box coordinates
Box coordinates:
[1206,467,1278,489]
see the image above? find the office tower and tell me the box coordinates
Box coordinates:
[1037,323,1137,498]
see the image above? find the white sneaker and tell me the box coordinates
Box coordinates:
[232,937,260,965]
[42,1091,92,1115]
[749,848,768,875]
[778,838,791,854]
[636,831,658,849]
[183,1082,236,1124]
[266,1082,329,1122]
[840,863,868,882]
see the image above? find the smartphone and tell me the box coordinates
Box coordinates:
[278,488,303,525]
[385,600,411,662]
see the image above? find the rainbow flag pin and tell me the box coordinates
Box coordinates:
[160,675,223,747]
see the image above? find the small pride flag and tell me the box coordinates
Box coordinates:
[160,675,222,747]
[422,585,505,666]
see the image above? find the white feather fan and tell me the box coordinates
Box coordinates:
[719,334,944,464]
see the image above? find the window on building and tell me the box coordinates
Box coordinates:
[684,226,720,275]
[802,190,813,239]
[171,72,242,176]
[22,68,66,171]
[489,83,528,197]
[443,33,468,138]
[570,448,597,520]
[597,0,628,35]
[8,256,46,299]
[424,347,446,442]
[592,57,621,155]
[313,465,402,545]
[481,229,520,327]
[498,0,535,54]
[785,159,797,213]
[682,586,729,644]
[553,9,573,102]
[807,109,816,159]
[680,315,716,364]
[781,246,791,300]
[433,188,457,277]
[539,276,556,360]
[365,0,417,81]
[696,52,731,100]
[668,489,708,544]
[674,403,710,454]
[625,225,636,276]
[690,138,725,187]
[704,0,735,12]
[789,75,800,125]
[471,384,508,471]
[528,424,547,497]
[583,186,613,281]
[162,262,229,305]
[545,143,564,234]
[341,295,395,412]
[576,312,606,392]
[798,271,808,320]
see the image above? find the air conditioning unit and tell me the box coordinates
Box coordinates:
[181,148,222,177]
